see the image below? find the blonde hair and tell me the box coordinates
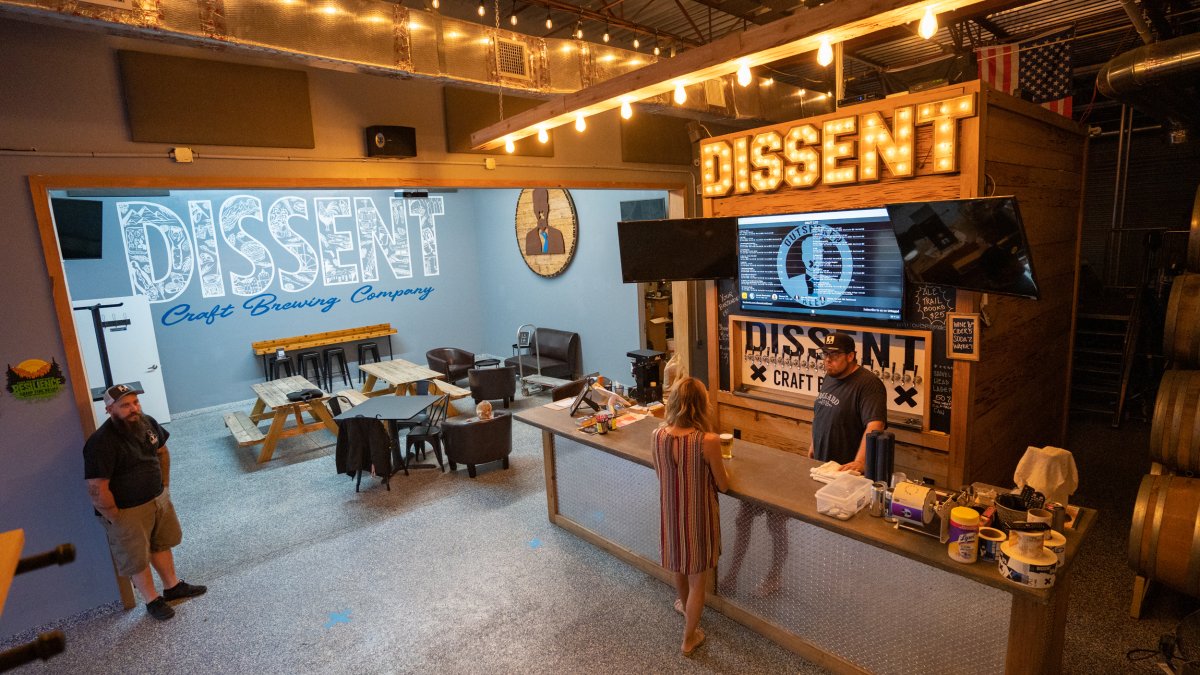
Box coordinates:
[663,377,714,433]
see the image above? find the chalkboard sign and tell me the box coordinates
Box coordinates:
[900,284,955,434]
[947,313,980,361]
[717,278,737,391]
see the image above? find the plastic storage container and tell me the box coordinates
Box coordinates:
[815,474,873,520]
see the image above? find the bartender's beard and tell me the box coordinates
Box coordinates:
[116,412,152,442]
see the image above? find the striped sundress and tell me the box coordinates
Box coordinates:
[652,427,721,574]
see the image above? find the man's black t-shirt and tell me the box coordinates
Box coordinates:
[83,416,170,508]
[811,367,886,464]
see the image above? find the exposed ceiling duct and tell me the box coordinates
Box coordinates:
[1096,31,1200,144]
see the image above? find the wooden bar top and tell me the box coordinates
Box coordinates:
[517,405,1094,605]
[251,324,396,355]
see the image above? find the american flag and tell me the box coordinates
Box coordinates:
[977,27,1074,117]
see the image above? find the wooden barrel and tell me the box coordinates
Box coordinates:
[1129,473,1200,598]
[1164,273,1200,367]
[1151,370,1200,473]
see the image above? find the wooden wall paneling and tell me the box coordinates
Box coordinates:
[708,177,965,218]
[1064,139,1090,439]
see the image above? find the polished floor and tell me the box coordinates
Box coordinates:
[4,393,1198,674]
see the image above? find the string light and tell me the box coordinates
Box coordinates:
[509,11,517,26]
[431,0,438,9]
[537,127,549,143]
[603,23,610,43]
[575,113,586,132]
[620,100,632,119]
[477,0,485,17]
[736,59,751,87]
[919,6,938,39]
[504,138,514,153]
[633,37,640,49]
[817,37,833,66]
[653,32,660,56]
[674,82,687,104]
[545,9,552,29]
[574,19,583,39]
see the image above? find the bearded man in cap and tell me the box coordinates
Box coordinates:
[810,333,887,474]
[83,384,205,621]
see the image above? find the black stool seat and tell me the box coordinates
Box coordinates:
[358,342,381,384]
[323,347,352,391]
[268,355,294,381]
[298,351,323,389]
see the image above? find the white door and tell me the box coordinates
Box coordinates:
[72,295,171,426]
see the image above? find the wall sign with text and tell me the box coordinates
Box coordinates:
[947,312,981,361]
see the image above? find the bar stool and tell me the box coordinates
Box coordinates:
[357,342,381,384]
[298,351,323,389]
[323,347,352,392]
[268,354,294,380]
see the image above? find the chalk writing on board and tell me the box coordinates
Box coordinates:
[717,279,737,391]
[948,313,980,360]
[914,285,954,328]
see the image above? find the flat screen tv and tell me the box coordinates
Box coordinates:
[737,207,905,321]
[618,217,737,283]
[51,198,104,260]
[885,196,1040,299]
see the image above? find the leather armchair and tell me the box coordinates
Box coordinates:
[442,412,512,478]
[469,366,517,408]
[504,328,581,380]
[426,347,476,383]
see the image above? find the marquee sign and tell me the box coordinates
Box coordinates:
[701,93,977,199]
[733,316,931,423]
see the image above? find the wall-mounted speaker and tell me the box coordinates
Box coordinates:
[365,125,417,158]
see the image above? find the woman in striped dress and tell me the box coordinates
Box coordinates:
[652,377,730,656]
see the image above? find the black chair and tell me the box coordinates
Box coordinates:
[328,393,357,417]
[404,395,449,471]
[426,348,475,384]
[298,351,323,388]
[323,347,352,392]
[469,366,517,408]
[268,354,294,380]
[357,342,381,384]
[443,412,513,478]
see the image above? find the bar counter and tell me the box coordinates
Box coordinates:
[516,405,1094,675]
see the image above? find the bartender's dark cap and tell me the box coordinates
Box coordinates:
[103,383,142,407]
[821,333,857,354]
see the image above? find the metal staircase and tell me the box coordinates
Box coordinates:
[1071,291,1138,426]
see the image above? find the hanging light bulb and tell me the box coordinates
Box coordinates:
[477,0,485,17]
[736,59,752,87]
[603,24,610,43]
[673,82,687,104]
[575,113,586,132]
[509,12,517,26]
[504,137,515,153]
[574,20,583,39]
[537,127,549,143]
[431,0,438,8]
[620,100,632,119]
[817,37,833,67]
[653,32,660,56]
[633,37,640,49]
[919,6,938,40]
[545,9,552,29]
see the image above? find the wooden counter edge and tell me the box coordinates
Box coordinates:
[0,529,25,616]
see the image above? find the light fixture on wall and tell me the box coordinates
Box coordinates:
[469,0,988,150]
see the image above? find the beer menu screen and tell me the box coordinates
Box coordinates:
[737,208,905,321]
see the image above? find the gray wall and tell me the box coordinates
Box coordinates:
[0,16,686,639]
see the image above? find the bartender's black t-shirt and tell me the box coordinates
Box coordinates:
[811,367,886,464]
[83,416,170,509]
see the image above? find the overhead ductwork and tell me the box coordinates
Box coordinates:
[1096,31,1200,144]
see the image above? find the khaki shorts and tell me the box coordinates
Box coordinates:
[98,489,183,577]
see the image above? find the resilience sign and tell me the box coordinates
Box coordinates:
[701,93,977,198]
[736,317,929,420]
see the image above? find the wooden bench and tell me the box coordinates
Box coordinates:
[430,379,472,417]
[224,411,266,446]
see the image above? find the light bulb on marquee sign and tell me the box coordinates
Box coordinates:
[699,93,977,198]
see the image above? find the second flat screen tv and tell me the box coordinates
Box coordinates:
[617,217,737,283]
[886,196,1040,299]
[738,207,905,321]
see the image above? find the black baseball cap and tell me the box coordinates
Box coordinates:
[103,384,142,407]
[821,333,857,354]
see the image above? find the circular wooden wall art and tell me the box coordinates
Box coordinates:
[515,188,578,278]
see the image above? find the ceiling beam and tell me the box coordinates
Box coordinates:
[673,0,707,43]
[471,0,999,149]
[526,0,700,45]
[842,0,1028,54]
[971,15,1009,39]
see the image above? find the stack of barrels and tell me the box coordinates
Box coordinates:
[1128,191,1200,616]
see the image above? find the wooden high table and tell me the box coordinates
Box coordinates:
[224,375,339,463]
[516,405,1094,675]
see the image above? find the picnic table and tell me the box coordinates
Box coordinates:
[224,375,339,463]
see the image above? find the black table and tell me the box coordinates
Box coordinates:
[334,394,442,473]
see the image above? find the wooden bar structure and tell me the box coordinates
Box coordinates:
[518,405,1094,674]
[250,323,396,356]
[703,81,1088,489]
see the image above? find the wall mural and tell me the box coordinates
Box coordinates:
[515,188,578,278]
[115,194,444,326]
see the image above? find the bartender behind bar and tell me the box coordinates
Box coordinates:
[809,333,887,474]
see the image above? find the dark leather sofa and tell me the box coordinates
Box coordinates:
[426,347,475,383]
[442,412,512,478]
[504,328,581,380]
